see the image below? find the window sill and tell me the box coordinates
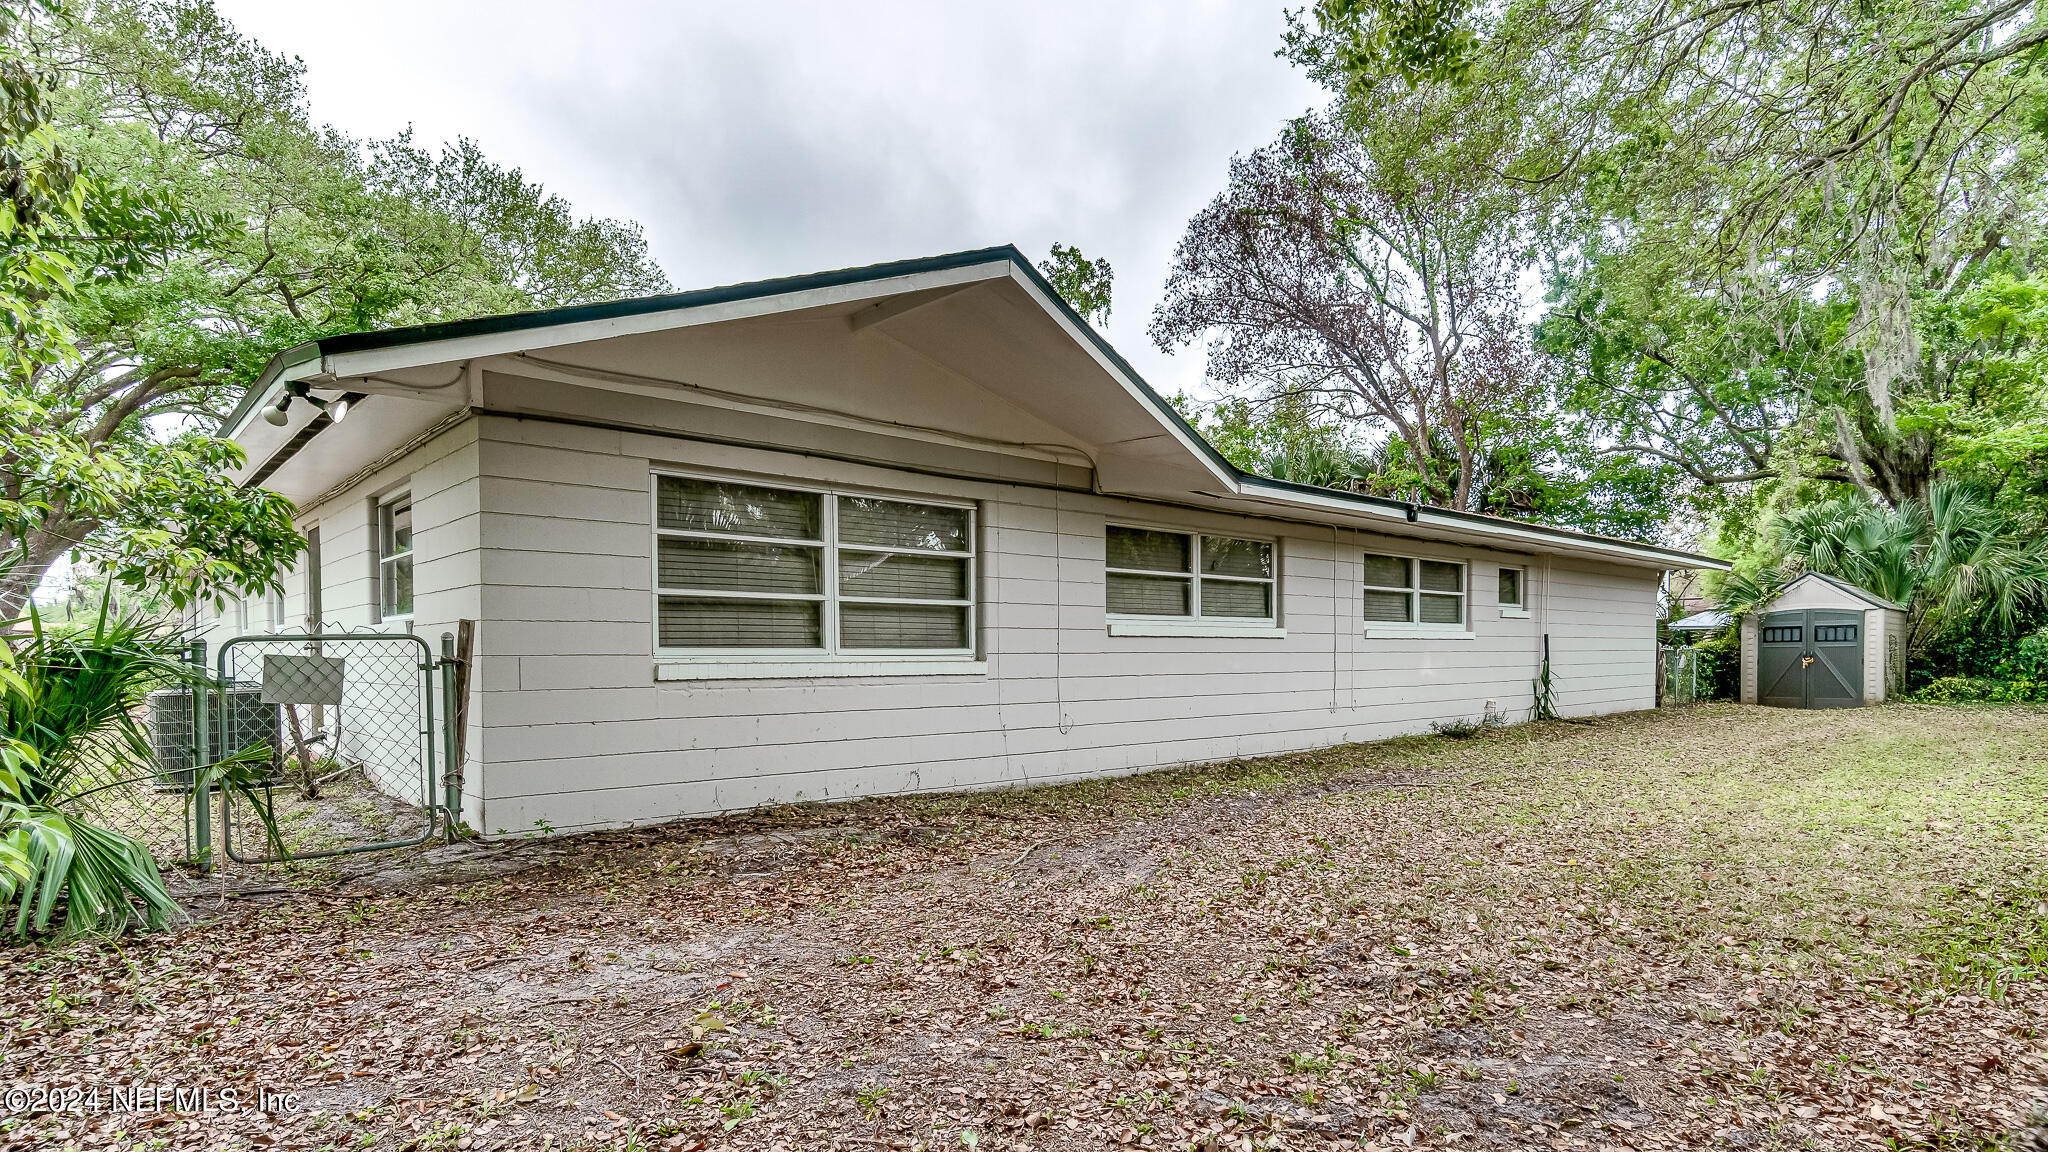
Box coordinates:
[1363,626,1476,641]
[1107,619,1285,639]
[1499,607,1530,619]
[656,659,989,682]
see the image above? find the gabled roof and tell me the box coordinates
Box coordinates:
[1785,571,1906,611]
[230,245,1726,572]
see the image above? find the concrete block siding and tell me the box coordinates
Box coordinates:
[461,411,1655,835]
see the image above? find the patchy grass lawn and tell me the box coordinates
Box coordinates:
[5,703,2048,1152]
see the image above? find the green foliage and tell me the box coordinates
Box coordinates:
[1911,628,2048,701]
[1908,676,2048,704]
[0,595,194,934]
[1298,0,2048,538]
[1175,393,1362,487]
[1528,652,1557,720]
[1690,626,1740,702]
[1717,482,2048,676]
[1297,0,1478,89]
[1909,273,2048,499]
[1037,242,1112,328]
[0,561,281,936]
[1,0,669,617]
[1998,630,2048,685]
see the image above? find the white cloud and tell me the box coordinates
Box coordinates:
[210,0,1324,397]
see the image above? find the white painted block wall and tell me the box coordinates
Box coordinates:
[198,421,486,829]
[461,413,1659,836]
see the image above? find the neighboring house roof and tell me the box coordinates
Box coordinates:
[1782,571,1906,611]
[1667,610,1731,631]
[228,245,1727,572]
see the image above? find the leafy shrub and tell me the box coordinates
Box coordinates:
[1908,628,2048,702]
[1909,676,2048,704]
[1996,628,2048,683]
[1692,628,1741,700]
[2,606,282,938]
[1909,613,2048,688]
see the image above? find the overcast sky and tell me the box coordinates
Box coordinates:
[210,1,1327,399]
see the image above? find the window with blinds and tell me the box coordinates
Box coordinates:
[1362,553,1466,627]
[1104,525,1275,621]
[654,474,975,655]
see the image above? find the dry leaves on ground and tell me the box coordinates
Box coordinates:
[3,703,2047,1151]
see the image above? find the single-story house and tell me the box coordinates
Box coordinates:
[202,246,1724,836]
[1738,572,1906,708]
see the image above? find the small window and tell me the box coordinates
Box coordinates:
[234,597,249,633]
[267,590,285,631]
[1105,526,1274,621]
[377,496,414,620]
[654,474,975,655]
[1762,625,1802,644]
[1815,624,1858,643]
[1498,567,1523,608]
[1362,554,1465,627]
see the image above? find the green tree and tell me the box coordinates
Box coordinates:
[1301,0,2048,515]
[1715,482,2048,662]
[1038,242,1112,327]
[1,0,669,617]
[1176,392,1366,488]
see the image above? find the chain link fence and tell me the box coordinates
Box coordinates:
[64,632,454,876]
[1662,644,1701,705]
[64,696,203,868]
[214,634,442,863]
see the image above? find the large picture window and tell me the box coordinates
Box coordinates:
[1104,526,1275,621]
[1361,553,1465,627]
[376,495,413,621]
[654,473,975,656]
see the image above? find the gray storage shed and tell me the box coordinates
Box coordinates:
[1739,573,1907,708]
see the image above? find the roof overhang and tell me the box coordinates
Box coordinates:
[1781,571,1904,611]
[230,245,1726,572]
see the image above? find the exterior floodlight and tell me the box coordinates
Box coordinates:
[264,385,354,426]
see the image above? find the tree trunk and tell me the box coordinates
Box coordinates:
[0,522,91,623]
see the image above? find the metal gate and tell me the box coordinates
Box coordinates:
[200,633,454,863]
[1662,645,1700,704]
[1758,610,1864,708]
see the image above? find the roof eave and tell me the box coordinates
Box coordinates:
[227,244,1728,572]
[1236,477,1725,570]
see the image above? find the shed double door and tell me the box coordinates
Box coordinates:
[1758,609,1864,708]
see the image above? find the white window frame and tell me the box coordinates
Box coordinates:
[1361,552,1473,640]
[375,493,414,624]
[267,588,286,632]
[651,470,984,677]
[1498,565,1529,618]
[1103,523,1283,638]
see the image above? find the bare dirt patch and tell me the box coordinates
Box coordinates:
[5,704,2047,1151]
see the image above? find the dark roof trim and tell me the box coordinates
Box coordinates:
[227,247,1023,432]
[232,244,1725,570]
